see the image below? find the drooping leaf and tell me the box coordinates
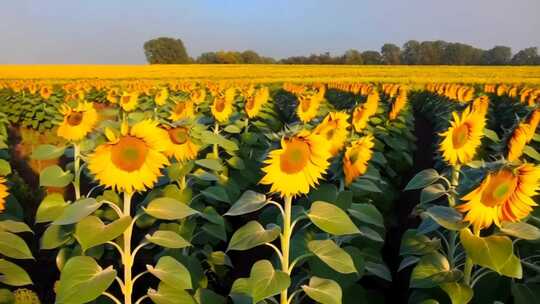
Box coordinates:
[348,203,384,228]
[308,240,357,274]
[230,260,290,304]
[52,198,103,225]
[74,216,131,252]
[148,283,197,304]
[146,230,191,249]
[405,169,440,190]
[302,276,342,304]
[0,259,32,286]
[500,221,540,240]
[440,282,473,304]
[227,221,280,251]
[39,165,73,188]
[0,231,33,259]
[30,144,66,160]
[36,193,68,223]
[144,197,199,220]
[308,201,360,235]
[147,256,192,289]
[225,191,267,216]
[423,206,467,231]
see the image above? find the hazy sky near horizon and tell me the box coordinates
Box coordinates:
[1,0,539,64]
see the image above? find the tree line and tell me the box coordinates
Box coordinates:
[144,37,540,65]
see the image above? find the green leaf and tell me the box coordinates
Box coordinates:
[56,256,116,304]
[512,282,540,304]
[351,179,382,193]
[0,159,11,176]
[74,216,131,252]
[36,193,68,223]
[41,224,72,250]
[348,203,384,228]
[460,228,522,278]
[302,276,342,304]
[400,230,441,256]
[52,198,103,225]
[523,145,540,161]
[420,184,447,204]
[225,190,267,216]
[0,259,32,286]
[308,239,357,274]
[227,221,280,251]
[201,186,230,203]
[365,262,392,281]
[224,125,242,134]
[30,144,65,160]
[147,256,192,289]
[39,165,73,188]
[0,231,33,259]
[196,158,224,172]
[227,156,245,170]
[410,252,460,288]
[144,197,199,220]
[405,169,440,190]
[483,129,500,142]
[440,282,473,304]
[231,260,290,303]
[308,201,360,235]
[500,221,540,240]
[146,230,191,249]
[148,283,197,304]
[0,220,32,234]
[423,206,467,231]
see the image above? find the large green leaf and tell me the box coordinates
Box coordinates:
[440,282,473,304]
[201,186,230,203]
[423,206,467,231]
[0,159,11,176]
[512,282,540,304]
[308,201,360,235]
[39,165,73,188]
[148,283,197,304]
[41,224,72,250]
[144,197,199,220]
[52,198,103,226]
[0,259,32,286]
[30,144,65,160]
[231,260,290,304]
[500,221,540,240]
[36,193,68,223]
[420,184,447,204]
[0,220,32,234]
[0,231,33,259]
[410,252,461,288]
[147,256,192,289]
[56,256,116,304]
[405,169,440,190]
[196,159,224,172]
[146,230,191,249]
[74,216,131,252]
[347,203,384,228]
[460,228,522,278]
[227,221,280,251]
[225,190,267,216]
[302,276,342,304]
[308,240,357,274]
[400,230,441,256]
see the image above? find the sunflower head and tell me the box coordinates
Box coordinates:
[297,94,321,123]
[169,100,195,122]
[507,123,530,162]
[472,96,489,117]
[164,126,200,162]
[120,91,139,112]
[40,85,52,100]
[457,163,540,232]
[439,107,485,166]
[260,130,331,197]
[0,177,8,212]
[57,102,98,141]
[245,87,269,118]
[389,92,407,121]
[88,120,170,193]
[526,110,540,141]
[211,95,234,123]
[314,112,350,156]
[190,89,207,104]
[155,88,169,106]
[106,88,120,104]
[343,134,375,185]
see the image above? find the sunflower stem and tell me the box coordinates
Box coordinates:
[73,142,81,200]
[280,195,293,304]
[463,256,474,286]
[213,122,219,158]
[447,165,461,207]
[122,191,134,304]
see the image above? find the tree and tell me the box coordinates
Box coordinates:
[401,40,422,64]
[381,44,401,65]
[342,49,363,65]
[240,50,262,63]
[361,51,383,64]
[482,46,511,65]
[143,37,189,64]
[511,47,540,65]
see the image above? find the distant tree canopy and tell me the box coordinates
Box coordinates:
[143,37,190,64]
[144,37,539,65]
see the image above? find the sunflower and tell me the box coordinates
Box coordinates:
[507,123,530,162]
[169,100,195,121]
[343,134,375,185]
[457,163,540,232]
[190,89,207,104]
[352,92,379,132]
[526,110,540,141]
[297,94,321,123]
[88,120,170,193]
[0,177,8,212]
[439,107,485,165]
[154,88,169,106]
[57,102,98,141]
[120,91,139,112]
[211,96,234,123]
[106,88,120,104]
[389,92,407,121]
[260,131,331,197]
[245,87,269,118]
[164,126,200,161]
[40,85,52,100]
[471,96,489,117]
[314,112,350,156]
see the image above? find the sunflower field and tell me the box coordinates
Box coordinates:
[0,72,539,304]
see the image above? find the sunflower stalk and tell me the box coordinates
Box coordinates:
[213,122,219,158]
[73,142,82,200]
[280,195,293,304]
[122,191,135,304]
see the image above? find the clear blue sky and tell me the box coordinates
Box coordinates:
[1,0,539,64]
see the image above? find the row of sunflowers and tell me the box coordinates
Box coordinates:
[0,79,538,303]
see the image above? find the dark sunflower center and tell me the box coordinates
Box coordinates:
[168,128,189,145]
[215,99,226,112]
[481,170,518,207]
[246,98,255,110]
[452,123,470,149]
[110,136,149,172]
[174,102,186,114]
[301,99,311,112]
[67,112,84,126]
[280,139,310,174]
[121,95,131,104]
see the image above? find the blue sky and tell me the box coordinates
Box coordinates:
[1,0,539,64]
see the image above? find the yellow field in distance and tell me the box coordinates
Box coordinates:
[0,64,539,85]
